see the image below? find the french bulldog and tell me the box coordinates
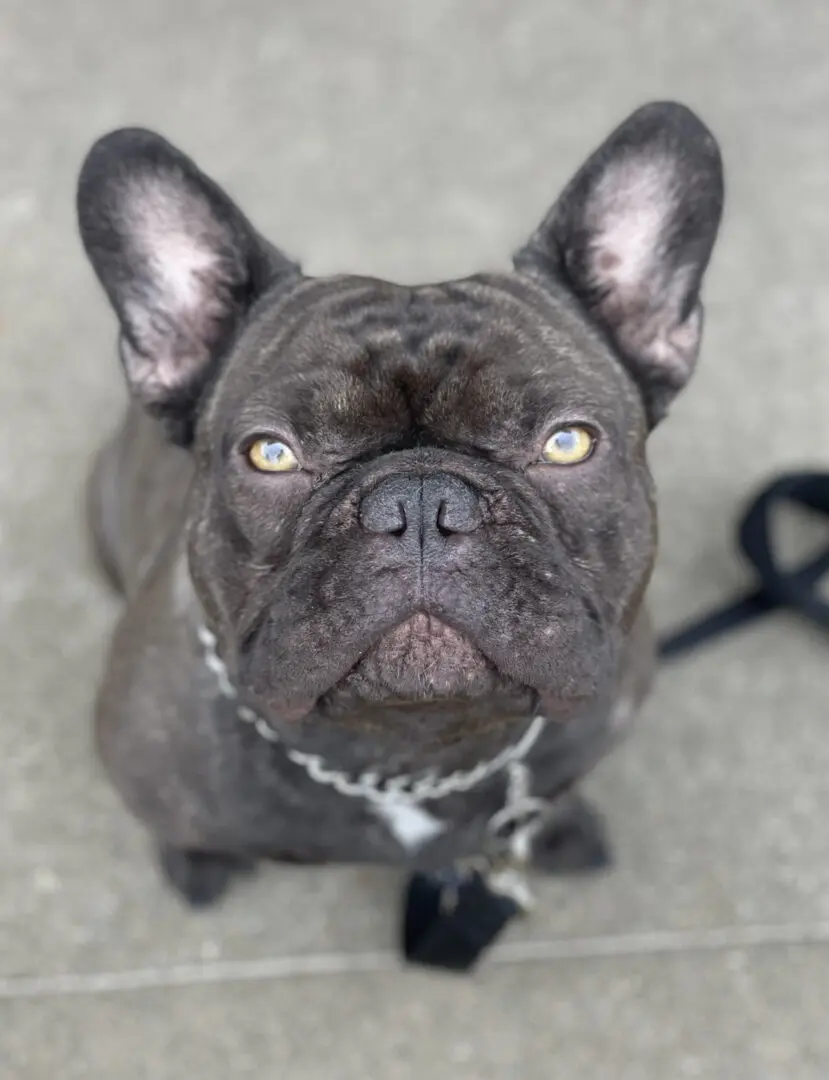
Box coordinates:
[79,101,723,907]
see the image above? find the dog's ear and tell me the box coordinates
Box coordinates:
[77,129,300,444]
[514,102,724,425]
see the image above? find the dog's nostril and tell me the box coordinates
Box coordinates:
[390,502,407,538]
[436,500,455,537]
[434,487,482,536]
[360,485,408,535]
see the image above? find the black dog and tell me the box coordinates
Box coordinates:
[79,101,723,908]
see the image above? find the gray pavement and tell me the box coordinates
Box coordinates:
[2,1,829,1077]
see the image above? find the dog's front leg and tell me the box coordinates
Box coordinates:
[157,845,257,908]
[529,792,612,874]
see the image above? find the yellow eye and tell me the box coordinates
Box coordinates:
[246,438,300,473]
[541,426,596,465]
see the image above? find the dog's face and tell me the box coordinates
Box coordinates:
[78,103,723,755]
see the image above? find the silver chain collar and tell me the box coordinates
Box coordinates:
[197,624,550,862]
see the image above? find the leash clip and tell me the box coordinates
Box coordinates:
[402,791,549,972]
[401,860,529,973]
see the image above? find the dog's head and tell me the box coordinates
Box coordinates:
[78,103,723,758]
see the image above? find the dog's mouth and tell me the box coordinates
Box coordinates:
[310,612,537,751]
[238,581,607,751]
[320,612,528,707]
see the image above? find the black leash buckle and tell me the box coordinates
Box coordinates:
[402,865,526,972]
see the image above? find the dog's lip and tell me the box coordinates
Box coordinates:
[346,610,491,672]
[316,610,527,712]
[371,610,474,645]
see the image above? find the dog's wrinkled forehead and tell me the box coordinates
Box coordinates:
[208,272,643,461]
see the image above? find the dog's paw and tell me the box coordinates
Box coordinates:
[530,796,612,875]
[158,845,256,908]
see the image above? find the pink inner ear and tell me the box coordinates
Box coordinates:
[127,175,229,314]
[145,229,221,314]
[118,176,240,401]
[580,154,703,387]
[585,156,680,300]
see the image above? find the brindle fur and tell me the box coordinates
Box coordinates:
[79,102,722,902]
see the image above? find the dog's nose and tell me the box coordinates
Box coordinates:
[359,473,482,539]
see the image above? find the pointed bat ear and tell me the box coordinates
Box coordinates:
[515,102,724,425]
[77,128,300,443]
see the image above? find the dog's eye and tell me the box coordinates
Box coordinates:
[541,426,596,465]
[246,438,300,473]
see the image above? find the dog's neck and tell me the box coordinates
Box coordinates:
[196,622,548,852]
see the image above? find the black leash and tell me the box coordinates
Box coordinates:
[659,470,829,657]
[403,469,829,972]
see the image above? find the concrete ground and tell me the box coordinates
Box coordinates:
[2,0,829,1076]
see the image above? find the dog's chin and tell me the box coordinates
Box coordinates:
[315,613,536,754]
[325,612,509,703]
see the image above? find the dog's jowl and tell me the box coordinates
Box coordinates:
[78,102,723,907]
